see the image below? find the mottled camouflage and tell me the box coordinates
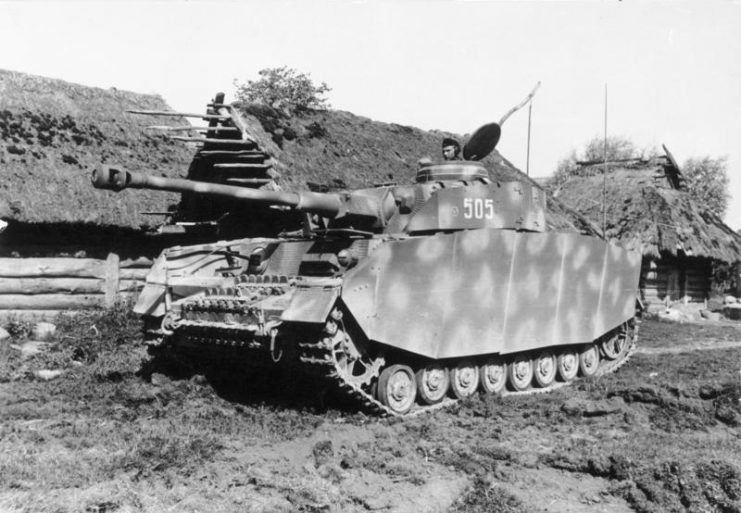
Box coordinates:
[343,230,640,359]
[93,160,641,415]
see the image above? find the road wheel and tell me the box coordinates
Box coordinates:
[377,364,417,415]
[557,350,579,382]
[479,356,507,394]
[533,351,557,388]
[449,360,479,399]
[415,363,450,405]
[600,323,629,360]
[579,344,600,377]
[508,354,533,391]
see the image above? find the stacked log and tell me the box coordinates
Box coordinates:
[0,254,152,320]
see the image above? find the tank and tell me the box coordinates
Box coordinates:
[92,126,642,416]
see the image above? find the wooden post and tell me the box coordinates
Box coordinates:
[104,253,120,307]
[667,266,680,303]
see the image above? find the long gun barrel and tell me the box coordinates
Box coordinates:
[91,166,343,218]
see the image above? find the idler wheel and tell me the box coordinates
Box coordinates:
[377,364,417,415]
[600,323,629,360]
[579,344,600,377]
[449,360,480,399]
[415,363,450,405]
[479,357,506,394]
[557,350,579,382]
[533,351,557,388]
[508,354,533,391]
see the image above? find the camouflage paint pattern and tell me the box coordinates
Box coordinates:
[123,166,640,364]
[341,229,641,359]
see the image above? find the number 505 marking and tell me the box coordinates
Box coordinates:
[463,198,495,220]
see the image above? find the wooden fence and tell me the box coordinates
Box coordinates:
[0,254,152,320]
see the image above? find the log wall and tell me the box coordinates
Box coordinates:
[640,255,710,307]
[0,254,152,320]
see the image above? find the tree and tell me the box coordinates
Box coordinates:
[550,135,644,194]
[550,136,730,220]
[234,66,331,114]
[681,156,729,218]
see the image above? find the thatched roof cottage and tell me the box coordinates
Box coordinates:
[555,151,741,306]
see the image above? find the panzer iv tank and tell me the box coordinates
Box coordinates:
[92,127,641,416]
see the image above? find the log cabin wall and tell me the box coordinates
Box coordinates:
[0,255,152,321]
[640,254,710,307]
[0,221,215,321]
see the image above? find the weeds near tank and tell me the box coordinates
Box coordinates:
[113,433,224,479]
[52,301,143,361]
[450,479,527,513]
[4,318,34,339]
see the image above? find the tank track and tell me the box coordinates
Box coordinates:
[297,318,641,417]
[159,287,640,417]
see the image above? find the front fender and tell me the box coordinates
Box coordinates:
[281,287,340,323]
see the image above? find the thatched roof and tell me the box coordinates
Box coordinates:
[556,159,741,262]
[0,69,193,227]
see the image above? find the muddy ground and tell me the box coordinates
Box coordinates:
[0,309,740,513]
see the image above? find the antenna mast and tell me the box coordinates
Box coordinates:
[602,84,608,237]
[526,101,533,176]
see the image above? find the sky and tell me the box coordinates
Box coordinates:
[1,0,740,229]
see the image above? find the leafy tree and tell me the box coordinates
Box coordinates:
[550,135,644,194]
[579,135,640,163]
[681,156,729,218]
[550,136,730,220]
[234,66,331,114]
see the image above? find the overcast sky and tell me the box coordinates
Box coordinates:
[1,0,739,229]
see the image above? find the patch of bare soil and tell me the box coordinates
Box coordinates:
[0,313,739,512]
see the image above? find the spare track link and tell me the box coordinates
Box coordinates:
[298,318,640,417]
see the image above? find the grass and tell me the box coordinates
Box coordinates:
[0,305,325,512]
[0,314,739,511]
[449,480,529,513]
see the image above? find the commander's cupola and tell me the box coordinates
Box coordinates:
[415,161,489,184]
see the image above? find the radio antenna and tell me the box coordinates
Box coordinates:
[526,100,533,176]
[602,84,608,237]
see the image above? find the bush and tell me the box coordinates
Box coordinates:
[234,66,331,114]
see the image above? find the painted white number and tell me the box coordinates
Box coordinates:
[463,198,495,220]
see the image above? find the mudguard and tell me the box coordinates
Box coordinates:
[281,287,340,323]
